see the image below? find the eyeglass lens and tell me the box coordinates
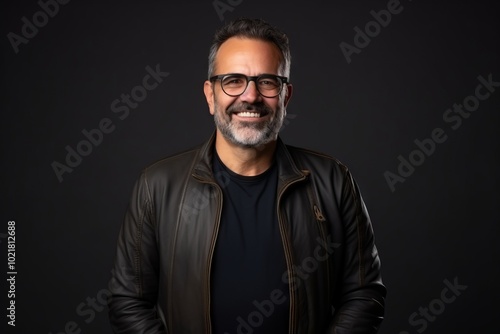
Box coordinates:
[221,74,283,97]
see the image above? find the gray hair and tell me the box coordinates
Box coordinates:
[207,18,291,79]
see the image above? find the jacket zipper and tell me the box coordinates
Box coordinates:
[277,174,307,334]
[308,184,332,307]
[192,175,223,334]
[313,204,331,300]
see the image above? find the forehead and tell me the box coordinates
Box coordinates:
[214,37,282,75]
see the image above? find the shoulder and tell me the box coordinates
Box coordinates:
[140,144,204,184]
[283,144,363,206]
[285,144,349,175]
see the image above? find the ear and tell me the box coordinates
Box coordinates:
[283,84,293,108]
[204,80,215,115]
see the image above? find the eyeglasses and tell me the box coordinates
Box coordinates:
[210,73,288,98]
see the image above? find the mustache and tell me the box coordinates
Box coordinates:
[226,102,273,115]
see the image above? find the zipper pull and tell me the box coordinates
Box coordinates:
[314,204,326,222]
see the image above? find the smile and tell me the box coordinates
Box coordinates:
[234,111,264,118]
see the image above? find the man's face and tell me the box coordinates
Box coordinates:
[204,37,292,148]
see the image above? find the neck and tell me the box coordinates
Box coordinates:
[214,131,277,176]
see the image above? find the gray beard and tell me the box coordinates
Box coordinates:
[213,101,286,147]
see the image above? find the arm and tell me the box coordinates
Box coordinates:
[108,171,167,333]
[327,170,386,333]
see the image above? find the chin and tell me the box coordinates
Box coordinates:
[215,116,281,148]
[230,130,277,148]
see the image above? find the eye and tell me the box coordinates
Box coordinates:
[222,75,245,86]
[258,77,279,88]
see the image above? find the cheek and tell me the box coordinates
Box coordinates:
[267,99,282,112]
[215,95,237,112]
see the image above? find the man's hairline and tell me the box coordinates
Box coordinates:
[210,36,289,79]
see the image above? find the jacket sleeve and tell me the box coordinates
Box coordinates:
[327,170,386,333]
[108,171,167,334]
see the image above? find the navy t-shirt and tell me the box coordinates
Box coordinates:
[210,152,290,334]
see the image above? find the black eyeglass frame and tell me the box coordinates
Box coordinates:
[209,73,289,98]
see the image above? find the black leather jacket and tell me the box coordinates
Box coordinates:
[109,133,386,333]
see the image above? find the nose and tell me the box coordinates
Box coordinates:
[239,80,261,103]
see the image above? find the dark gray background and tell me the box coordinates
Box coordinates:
[1,0,499,333]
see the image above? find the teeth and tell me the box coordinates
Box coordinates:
[237,111,261,118]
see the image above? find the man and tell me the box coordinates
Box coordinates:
[109,18,386,333]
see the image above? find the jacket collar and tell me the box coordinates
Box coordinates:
[192,131,308,186]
